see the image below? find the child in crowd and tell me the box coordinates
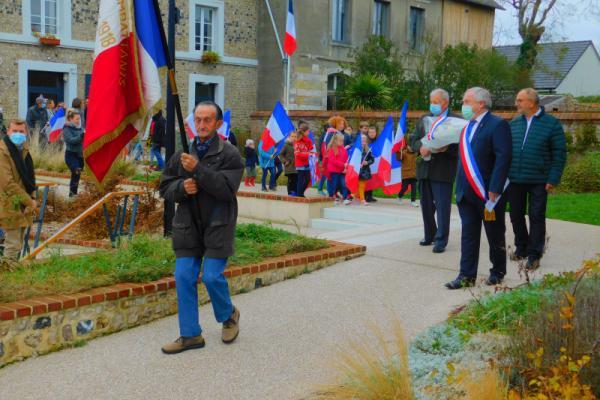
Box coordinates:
[294,121,313,197]
[357,134,375,206]
[364,126,379,203]
[397,139,418,206]
[317,125,337,196]
[343,125,354,147]
[244,139,258,187]
[279,131,298,196]
[326,133,351,205]
[258,140,277,191]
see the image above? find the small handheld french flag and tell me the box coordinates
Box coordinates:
[217,109,231,140]
[48,108,66,143]
[392,101,409,153]
[345,133,363,193]
[283,0,297,56]
[261,101,294,151]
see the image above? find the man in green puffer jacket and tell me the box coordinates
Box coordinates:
[508,88,567,271]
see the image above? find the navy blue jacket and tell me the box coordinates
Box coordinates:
[456,112,512,203]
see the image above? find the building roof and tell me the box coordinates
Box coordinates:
[495,41,598,90]
[456,0,504,10]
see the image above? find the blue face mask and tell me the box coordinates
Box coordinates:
[462,105,474,120]
[9,132,27,147]
[41,103,47,109]
[430,104,442,116]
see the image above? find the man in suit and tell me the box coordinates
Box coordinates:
[446,87,512,289]
[410,88,460,253]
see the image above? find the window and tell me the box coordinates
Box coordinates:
[332,0,349,43]
[409,7,425,52]
[31,0,58,35]
[372,1,390,37]
[195,82,217,105]
[327,73,345,110]
[195,5,215,52]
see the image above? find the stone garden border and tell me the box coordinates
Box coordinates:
[0,241,365,367]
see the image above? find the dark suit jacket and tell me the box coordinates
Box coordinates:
[455,112,512,203]
[410,112,461,183]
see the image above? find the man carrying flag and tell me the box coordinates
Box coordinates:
[446,87,512,290]
[160,101,244,353]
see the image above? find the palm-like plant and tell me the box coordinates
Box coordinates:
[338,73,393,111]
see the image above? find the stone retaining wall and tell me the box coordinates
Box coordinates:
[0,242,365,367]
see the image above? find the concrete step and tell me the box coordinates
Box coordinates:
[309,218,372,231]
[322,206,416,226]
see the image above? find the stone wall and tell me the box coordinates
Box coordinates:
[0,0,23,34]
[0,242,365,367]
[71,0,100,42]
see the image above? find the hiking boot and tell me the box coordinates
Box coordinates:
[222,306,240,344]
[161,335,205,355]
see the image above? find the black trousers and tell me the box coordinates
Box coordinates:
[398,178,417,202]
[508,183,548,259]
[419,179,453,247]
[65,151,84,196]
[458,195,507,279]
[286,173,298,196]
[296,170,311,197]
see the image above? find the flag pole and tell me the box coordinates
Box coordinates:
[285,55,291,109]
[264,0,288,108]
[152,0,189,154]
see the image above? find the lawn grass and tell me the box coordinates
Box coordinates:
[130,170,162,182]
[0,223,328,303]
[545,192,600,226]
[373,187,600,226]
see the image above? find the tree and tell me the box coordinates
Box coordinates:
[503,0,560,73]
[338,74,393,111]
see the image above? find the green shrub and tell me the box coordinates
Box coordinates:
[502,262,600,396]
[338,73,393,111]
[561,151,600,193]
[573,122,599,152]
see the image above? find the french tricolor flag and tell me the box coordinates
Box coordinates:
[308,130,321,185]
[217,109,231,140]
[365,116,394,191]
[345,133,363,193]
[184,112,198,140]
[392,101,409,153]
[383,101,409,195]
[260,101,294,151]
[283,0,297,56]
[48,108,65,143]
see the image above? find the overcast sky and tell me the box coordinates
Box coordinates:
[493,0,600,49]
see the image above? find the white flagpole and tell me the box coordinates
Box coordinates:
[264,0,288,109]
[286,55,291,109]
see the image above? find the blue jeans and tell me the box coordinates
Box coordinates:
[327,172,348,198]
[317,175,327,192]
[132,142,144,161]
[261,166,276,190]
[151,145,164,170]
[174,257,233,337]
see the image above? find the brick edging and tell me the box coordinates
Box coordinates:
[0,241,365,321]
[237,190,334,204]
[30,232,111,249]
[35,170,152,187]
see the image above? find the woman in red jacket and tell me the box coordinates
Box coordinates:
[294,121,314,197]
[326,133,351,205]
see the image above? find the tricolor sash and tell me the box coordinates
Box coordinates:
[426,114,449,141]
[459,122,509,220]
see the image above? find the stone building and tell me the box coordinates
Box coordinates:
[257,0,500,110]
[0,0,258,130]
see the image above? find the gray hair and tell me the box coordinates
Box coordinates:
[245,139,254,146]
[430,88,450,103]
[519,88,540,105]
[465,87,492,109]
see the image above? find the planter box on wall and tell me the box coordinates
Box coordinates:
[39,37,60,46]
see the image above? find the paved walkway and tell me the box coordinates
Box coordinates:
[1,200,599,400]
